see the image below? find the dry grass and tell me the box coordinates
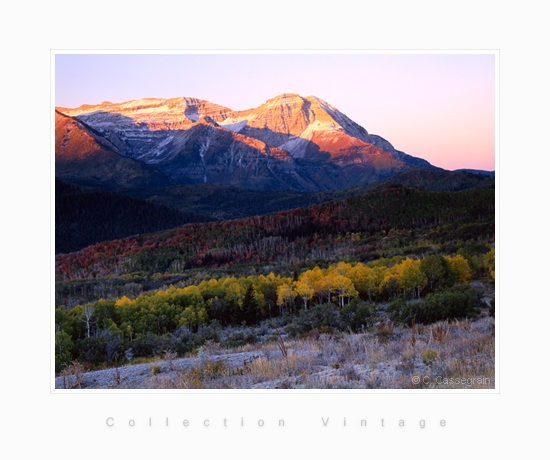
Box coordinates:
[149,364,162,376]
[60,360,85,389]
[141,316,495,390]
[114,356,121,386]
[163,350,178,370]
[431,323,449,344]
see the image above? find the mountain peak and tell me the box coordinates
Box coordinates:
[266,93,302,103]
[56,93,438,191]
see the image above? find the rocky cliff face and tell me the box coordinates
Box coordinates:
[55,111,175,189]
[57,94,437,191]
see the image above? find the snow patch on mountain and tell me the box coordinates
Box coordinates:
[279,137,311,159]
[219,119,248,133]
[185,111,200,122]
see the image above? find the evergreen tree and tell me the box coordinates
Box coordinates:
[242,283,260,325]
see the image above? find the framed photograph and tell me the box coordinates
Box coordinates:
[6,2,548,457]
[53,51,497,394]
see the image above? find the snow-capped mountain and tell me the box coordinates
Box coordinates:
[56,93,438,191]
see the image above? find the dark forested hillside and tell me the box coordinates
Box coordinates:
[56,184,494,282]
[55,180,211,254]
[364,168,495,192]
[121,168,495,221]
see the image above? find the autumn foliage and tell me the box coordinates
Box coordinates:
[55,186,494,281]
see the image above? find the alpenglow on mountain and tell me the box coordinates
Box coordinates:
[56,93,438,191]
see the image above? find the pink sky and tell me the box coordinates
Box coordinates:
[55,53,495,171]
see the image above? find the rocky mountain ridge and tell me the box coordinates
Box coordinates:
[55,110,175,189]
[56,93,439,191]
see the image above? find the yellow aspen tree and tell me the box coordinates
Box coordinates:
[224,281,243,308]
[294,279,315,310]
[333,274,358,307]
[183,285,201,295]
[301,266,325,303]
[410,262,428,298]
[445,254,473,284]
[335,261,352,276]
[313,275,329,304]
[368,266,388,301]
[347,263,369,297]
[380,272,400,299]
[321,273,336,304]
[115,296,132,308]
[396,258,426,298]
[276,283,295,314]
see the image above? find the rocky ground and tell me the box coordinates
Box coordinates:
[56,350,266,390]
[56,315,495,390]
